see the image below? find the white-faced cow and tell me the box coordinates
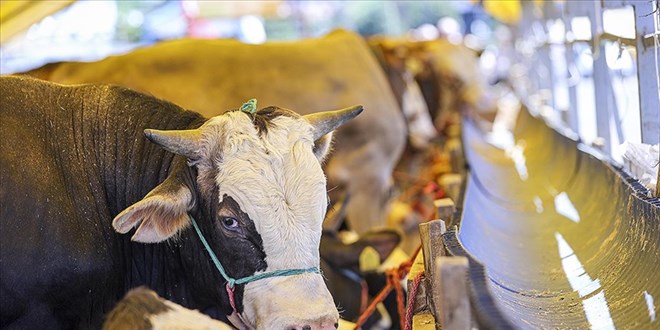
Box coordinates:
[23,29,406,236]
[0,76,362,329]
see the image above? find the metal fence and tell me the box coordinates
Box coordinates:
[511,0,659,162]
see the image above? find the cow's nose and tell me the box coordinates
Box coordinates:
[286,321,338,330]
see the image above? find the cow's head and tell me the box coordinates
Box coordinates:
[113,104,363,329]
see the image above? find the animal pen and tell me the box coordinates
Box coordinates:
[1,1,659,329]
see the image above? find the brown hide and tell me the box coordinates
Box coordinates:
[26,29,406,235]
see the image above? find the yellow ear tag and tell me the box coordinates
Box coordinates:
[359,246,381,272]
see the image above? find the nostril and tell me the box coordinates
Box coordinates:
[302,326,311,330]
[334,323,339,329]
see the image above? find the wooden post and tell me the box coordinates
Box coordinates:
[439,174,462,202]
[446,138,463,174]
[434,256,471,330]
[407,249,429,315]
[434,198,455,225]
[418,220,446,324]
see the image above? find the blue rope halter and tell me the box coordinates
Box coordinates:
[188,214,320,289]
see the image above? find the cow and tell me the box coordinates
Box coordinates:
[367,38,497,135]
[368,36,437,151]
[104,287,361,330]
[0,75,363,329]
[23,29,407,236]
[104,287,234,330]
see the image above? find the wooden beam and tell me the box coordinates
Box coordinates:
[434,198,455,225]
[440,174,462,203]
[434,256,471,330]
[418,220,446,322]
[407,249,429,315]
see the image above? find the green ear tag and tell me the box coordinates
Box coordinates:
[240,99,258,114]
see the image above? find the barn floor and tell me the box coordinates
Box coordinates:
[457,107,659,329]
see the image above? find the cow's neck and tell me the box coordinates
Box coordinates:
[86,88,225,315]
[97,104,203,217]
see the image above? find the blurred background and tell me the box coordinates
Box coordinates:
[0,0,490,73]
[1,0,656,165]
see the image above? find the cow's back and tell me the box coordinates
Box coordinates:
[28,30,406,233]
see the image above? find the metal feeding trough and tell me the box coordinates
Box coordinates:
[452,107,659,329]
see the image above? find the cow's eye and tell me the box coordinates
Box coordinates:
[220,217,240,230]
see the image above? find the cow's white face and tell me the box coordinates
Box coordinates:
[198,109,335,328]
[113,105,362,330]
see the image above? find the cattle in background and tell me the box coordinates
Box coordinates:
[24,29,406,236]
[368,37,437,151]
[370,38,497,135]
[0,76,362,329]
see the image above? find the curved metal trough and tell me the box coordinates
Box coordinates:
[451,107,659,329]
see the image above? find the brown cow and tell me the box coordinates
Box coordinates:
[368,37,497,134]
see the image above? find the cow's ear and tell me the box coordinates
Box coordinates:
[313,132,333,161]
[112,174,194,243]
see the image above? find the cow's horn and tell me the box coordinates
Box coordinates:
[144,128,202,160]
[304,105,364,140]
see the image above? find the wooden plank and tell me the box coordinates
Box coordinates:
[407,249,429,315]
[439,174,462,203]
[434,256,471,330]
[446,138,464,174]
[433,198,455,225]
[418,220,446,323]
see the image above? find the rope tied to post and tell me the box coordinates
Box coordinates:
[353,245,422,330]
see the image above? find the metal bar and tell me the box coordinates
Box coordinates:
[563,14,581,133]
[633,1,660,144]
[609,81,625,144]
[589,1,613,153]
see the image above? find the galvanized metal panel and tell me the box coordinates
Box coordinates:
[633,2,660,144]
